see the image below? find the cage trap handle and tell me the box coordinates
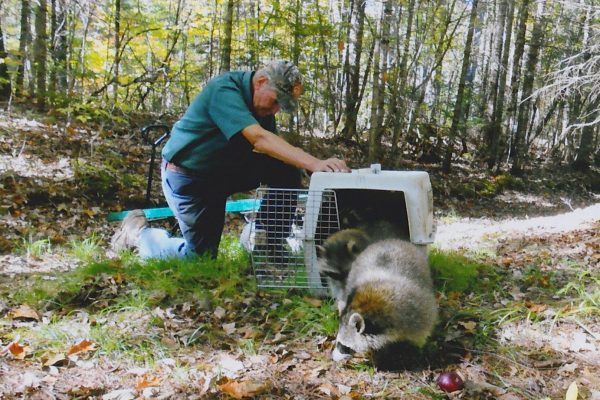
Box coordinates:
[141,124,171,205]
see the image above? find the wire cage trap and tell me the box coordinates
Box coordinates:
[243,188,340,289]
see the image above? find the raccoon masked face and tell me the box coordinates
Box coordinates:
[332,286,399,361]
[332,311,394,361]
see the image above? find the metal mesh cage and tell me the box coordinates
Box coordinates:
[246,188,339,289]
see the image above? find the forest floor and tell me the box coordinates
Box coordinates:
[0,109,598,399]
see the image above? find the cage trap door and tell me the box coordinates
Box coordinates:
[248,188,339,293]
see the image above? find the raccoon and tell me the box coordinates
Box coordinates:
[316,228,371,310]
[323,238,438,362]
[316,223,413,310]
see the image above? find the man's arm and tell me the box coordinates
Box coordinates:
[241,124,350,173]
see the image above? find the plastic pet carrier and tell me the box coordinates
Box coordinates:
[241,164,434,293]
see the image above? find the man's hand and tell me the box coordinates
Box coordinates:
[308,158,351,173]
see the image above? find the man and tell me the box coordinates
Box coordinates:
[111,61,349,259]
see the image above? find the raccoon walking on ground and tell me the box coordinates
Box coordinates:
[317,229,438,363]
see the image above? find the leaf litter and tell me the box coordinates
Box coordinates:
[0,113,599,398]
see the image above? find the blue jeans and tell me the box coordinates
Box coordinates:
[138,154,301,259]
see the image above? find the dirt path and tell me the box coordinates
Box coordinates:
[435,203,600,251]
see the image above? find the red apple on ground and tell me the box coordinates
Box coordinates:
[436,371,464,393]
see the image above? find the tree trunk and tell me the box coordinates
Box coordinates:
[112,0,121,104]
[506,0,530,158]
[443,0,479,172]
[511,0,545,175]
[486,0,514,170]
[52,0,68,95]
[389,0,415,152]
[16,0,30,98]
[288,0,302,137]
[315,0,337,132]
[34,0,48,109]
[571,7,597,172]
[491,0,515,170]
[342,0,366,141]
[220,0,235,73]
[49,0,57,96]
[572,120,596,171]
[0,18,11,100]
[368,0,392,163]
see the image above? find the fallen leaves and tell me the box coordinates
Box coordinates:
[218,377,272,399]
[7,304,40,321]
[222,322,236,335]
[41,353,69,367]
[1,341,31,360]
[67,339,97,356]
[565,381,578,400]
[135,374,161,390]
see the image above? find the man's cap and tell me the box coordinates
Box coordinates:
[263,61,303,113]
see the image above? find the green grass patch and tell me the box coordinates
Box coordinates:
[20,236,52,258]
[6,234,341,366]
[14,234,251,308]
[68,234,104,263]
[429,248,486,294]
[556,268,600,317]
[272,295,337,337]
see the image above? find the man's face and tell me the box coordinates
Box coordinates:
[253,82,281,117]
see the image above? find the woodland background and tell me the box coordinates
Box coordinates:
[0,0,598,173]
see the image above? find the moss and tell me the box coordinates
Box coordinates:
[429,249,486,294]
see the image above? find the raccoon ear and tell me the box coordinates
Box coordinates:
[349,312,365,334]
[347,240,360,255]
[316,245,326,258]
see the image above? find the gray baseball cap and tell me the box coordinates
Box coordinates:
[263,61,304,113]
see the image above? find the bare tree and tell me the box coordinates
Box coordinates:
[535,5,600,171]
[0,16,11,100]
